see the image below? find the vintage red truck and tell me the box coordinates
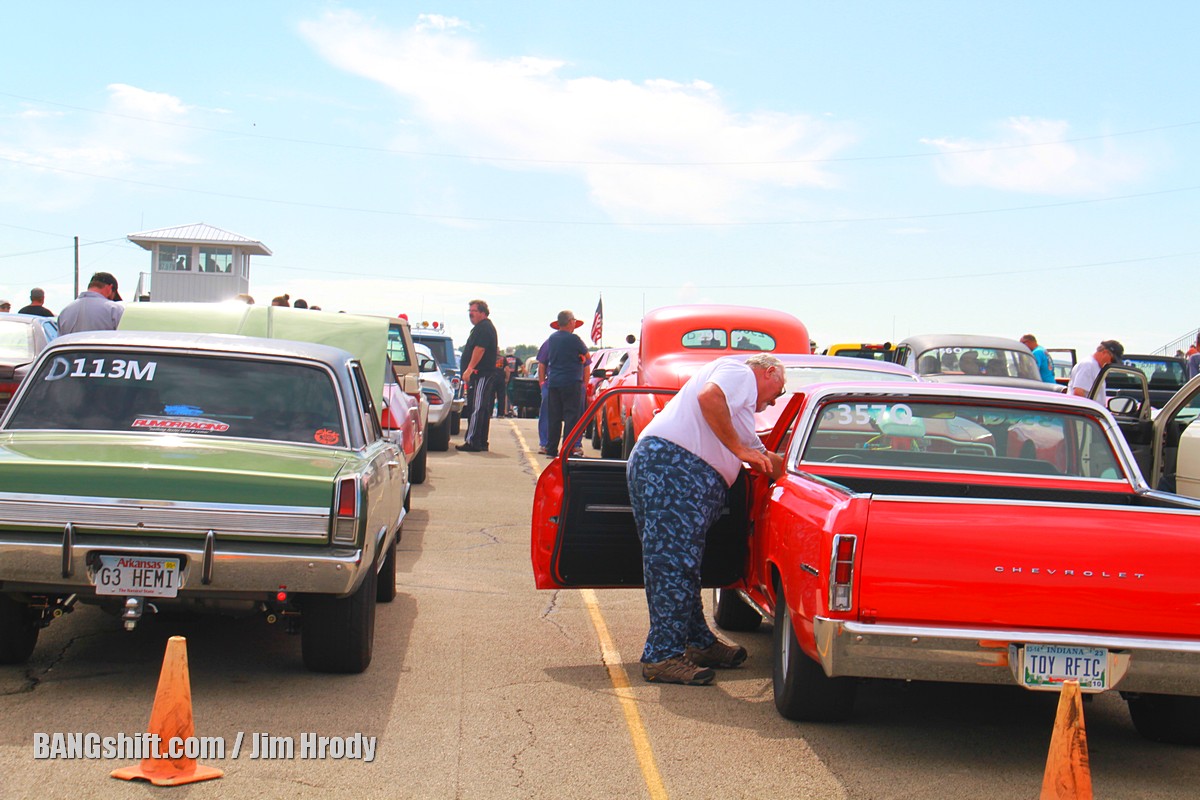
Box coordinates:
[610,304,810,457]
[532,381,1200,744]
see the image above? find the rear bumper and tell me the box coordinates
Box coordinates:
[813,617,1200,696]
[0,532,367,599]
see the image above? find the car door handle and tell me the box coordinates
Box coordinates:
[385,460,401,469]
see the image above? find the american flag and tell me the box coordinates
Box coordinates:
[590,297,603,345]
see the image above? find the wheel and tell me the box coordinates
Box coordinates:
[0,594,39,664]
[714,588,762,632]
[773,578,856,721]
[450,411,461,435]
[590,417,602,451]
[1126,694,1200,745]
[376,533,397,603]
[301,566,377,674]
[621,418,636,459]
[409,442,427,485]
[428,416,451,452]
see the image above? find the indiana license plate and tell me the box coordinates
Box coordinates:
[93,554,182,598]
[1021,643,1108,691]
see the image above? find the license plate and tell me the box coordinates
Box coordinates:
[93,555,183,598]
[1021,643,1108,691]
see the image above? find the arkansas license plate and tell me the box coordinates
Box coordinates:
[1021,643,1108,691]
[93,555,182,598]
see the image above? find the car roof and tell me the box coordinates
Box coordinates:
[898,333,1033,352]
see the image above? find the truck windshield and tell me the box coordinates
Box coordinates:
[7,350,346,446]
[800,398,1123,480]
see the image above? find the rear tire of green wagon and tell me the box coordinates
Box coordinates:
[0,594,39,664]
[1126,693,1200,745]
[409,442,427,485]
[376,533,397,603]
[301,568,377,674]
[772,578,856,722]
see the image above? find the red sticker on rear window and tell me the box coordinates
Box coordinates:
[314,428,340,445]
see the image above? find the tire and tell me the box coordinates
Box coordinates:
[0,594,39,664]
[621,418,636,459]
[714,588,762,632]
[376,533,397,603]
[301,566,377,674]
[589,419,602,451]
[773,578,856,721]
[1126,694,1200,745]
[409,442,427,485]
[450,411,460,435]
[428,416,451,452]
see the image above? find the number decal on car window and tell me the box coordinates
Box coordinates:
[830,403,914,426]
[44,356,158,382]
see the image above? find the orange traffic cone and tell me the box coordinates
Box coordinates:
[111,636,223,786]
[1040,679,1092,800]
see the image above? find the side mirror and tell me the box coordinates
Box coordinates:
[1108,396,1139,416]
[591,367,607,378]
[401,373,421,395]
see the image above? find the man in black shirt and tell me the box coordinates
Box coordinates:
[457,299,500,452]
[18,288,54,317]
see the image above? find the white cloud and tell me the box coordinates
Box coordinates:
[297,11,857,222]
[921,117,1144,194]
[0,84,199,211]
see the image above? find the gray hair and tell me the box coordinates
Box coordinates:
[30,287,44,301]
[745,354,783,372]
[556,310,575,328]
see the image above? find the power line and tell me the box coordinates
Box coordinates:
[1,90,1196,166]
[1,154,1195,227]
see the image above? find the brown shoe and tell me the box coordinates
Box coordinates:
[685,640,747,669]
[641,656,715,685]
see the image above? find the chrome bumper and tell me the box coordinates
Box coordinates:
[0,532,368,598]
[813,617,1200,696]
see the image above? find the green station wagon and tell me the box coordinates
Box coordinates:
[0,330,406,673]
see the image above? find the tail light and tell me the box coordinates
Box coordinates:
[0,381,18,402]
[333,478,360,544]
[422,388,444,406]
[828,534,857,611]
[379,406,396,430]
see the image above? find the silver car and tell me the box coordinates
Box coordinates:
[416,343,454,451]
[893,333,1062,392]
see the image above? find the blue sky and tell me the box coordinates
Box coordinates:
[2,2,1197,354]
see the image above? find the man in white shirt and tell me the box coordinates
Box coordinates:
[1067,340,1124,399]
[626,354,785,685]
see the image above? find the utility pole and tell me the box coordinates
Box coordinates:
[73,236,80,296]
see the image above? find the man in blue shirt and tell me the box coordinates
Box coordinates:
[541,310,590,458]
[1020,334,1056,383]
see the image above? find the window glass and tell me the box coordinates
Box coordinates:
[7,350,346,447]
[918,347,1040,380]
[681,329,728,349]
[782,366,915,393]
[0,320,34,360]
[157,245,191,272]
[387,324,412,366]
[799,398,1123,479]
[731,330,776,351]
[351,361,383,442]
[1108,357,1186,390]
[199,247,233,274]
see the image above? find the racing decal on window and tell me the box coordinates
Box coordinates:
[314,428,341,445]
[44,356,157,382]
[132,416,230,433]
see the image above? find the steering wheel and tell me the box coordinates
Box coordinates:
[827,453,865,464]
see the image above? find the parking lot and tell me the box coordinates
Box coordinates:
[1,417,1198,799]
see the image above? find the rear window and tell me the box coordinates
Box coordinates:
[0,319,35,361]
[799,398,1122,480]
[7,350,346,447]
[681,328,777,351]
[917,347,1041,381]
[1109,357,1186,390]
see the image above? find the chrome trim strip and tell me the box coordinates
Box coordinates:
[865,494,1200,515]
[836,619,1200,654]
[584,504,633,514]
[0,492,330,539]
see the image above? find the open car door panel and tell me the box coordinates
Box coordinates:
[531,386,750,589]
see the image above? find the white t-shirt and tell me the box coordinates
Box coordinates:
[640,358,766,485]
[1067,356,1102,400]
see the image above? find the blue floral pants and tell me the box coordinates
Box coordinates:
[626,436,728,663]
